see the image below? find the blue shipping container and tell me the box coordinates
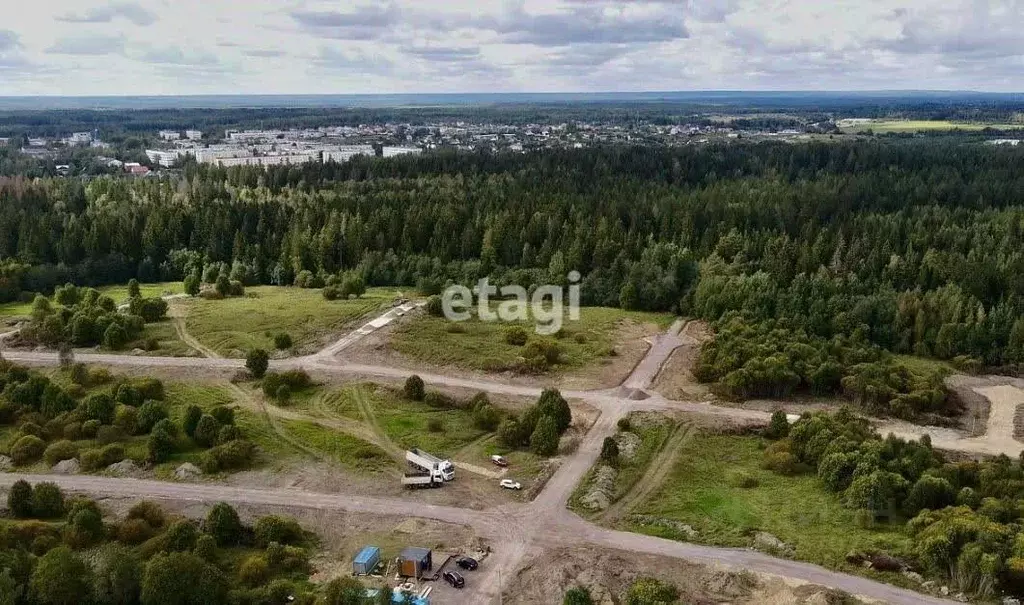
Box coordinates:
[353,546,381,575]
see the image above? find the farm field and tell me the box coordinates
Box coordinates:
[626,434,912,576]
[180,285,405,357]
[384,305,673,388]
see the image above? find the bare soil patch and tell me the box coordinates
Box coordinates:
[651,320,713,401]
[503,546,868,605]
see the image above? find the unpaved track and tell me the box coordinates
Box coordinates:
[599,422,693,523]
[0,314,973,604]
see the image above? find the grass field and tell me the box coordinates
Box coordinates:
[390,306,673,374]
[296,383,490,456]
[279,420,393,473]
[630,434,912,571]
[839,119,1024,133]
[181,286,403,356]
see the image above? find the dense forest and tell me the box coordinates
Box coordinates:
[1,141,1022,414]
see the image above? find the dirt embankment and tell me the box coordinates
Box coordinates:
[650,320,713,401]
[503,546,869,605]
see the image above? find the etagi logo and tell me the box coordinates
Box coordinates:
[441,271,581,335]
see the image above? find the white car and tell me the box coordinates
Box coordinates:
[499,479,522,490]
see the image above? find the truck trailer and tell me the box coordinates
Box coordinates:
[405,448,455,481]
[401,471,444,489]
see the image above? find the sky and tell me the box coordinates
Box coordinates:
[0,0,1022,96]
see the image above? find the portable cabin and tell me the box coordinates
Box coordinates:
[398,547,433,578]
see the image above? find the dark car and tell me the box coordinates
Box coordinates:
[456,556,478,571]
[443,570,465,589]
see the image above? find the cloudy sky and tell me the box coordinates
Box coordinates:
[1,0,1022,96]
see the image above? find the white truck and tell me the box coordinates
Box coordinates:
[401,471,444,489]
[406,448,455,482]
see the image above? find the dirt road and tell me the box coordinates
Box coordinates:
[0,312,983,604]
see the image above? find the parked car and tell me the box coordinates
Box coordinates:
[499,479,522,490]
[456,556,478,571]
[490,455,508,467]
[443,570,465,589]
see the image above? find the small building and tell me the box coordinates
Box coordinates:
[398,547,432,578]
[185,129,203,141]
[159,130,181,141]
[352,546,380,575]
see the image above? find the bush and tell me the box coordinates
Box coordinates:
[246,348,269,378]
[30,546,94,605]
[425,295,443,317]
[115,384,143,407]
[423,391,455,409]
[93,544,141,605]
[273,332,292,349]
[239,555,270,587]
[504,326,529,346]
[564,586,595,605]
[617,417,632,432]
[200,439,256,474]
[136,401,168,434]
[141,552,228,605]
[147,421,176,463]
[194,534,217,561]
[254,515,302,547]
[205,502,242,546]
[128,501,165,528]
[82,393,116,424]
[403,375,425,401]
[193,415,221,448]
[117,518,155,545]
[210,406,235,426]
[82,419,101,438]
[113,405,140,434]
[32,482,65,518]
[764,410,791,439]
[727,471,760,488]
[43,440,78,466]
[63,500,105,548]
[275,384,291,404]
[62,421,83,441]
[164,520,199,552]
[762,450,801,476]
[530,415,559,456]
[625,577,679,605]
[217,425,241,444]
[426,418,444,433]
[600,437,619,463]
[96,425,124,445]
[134,377,165,401]
[183,405,203,438]
[11,435,46,466]
[7,479,33,517]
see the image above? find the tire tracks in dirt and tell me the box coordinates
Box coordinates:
[598,422,693,523]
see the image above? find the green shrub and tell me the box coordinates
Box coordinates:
[113,405,139,434]
[96,425,124,445]
[32,482,65,519]
[141,552,228,605]
[194,534,217,561]
[727,471,760,488]
[183,405,203,438]
[210,406,235,426]
[199,440,255,474]
[504,326,529,346]
[273,333,292,349]
[7,479,34,517]
[426,418,444,433]
[253,515,302,547]
[11,435,46,466]
[163,520,199,552]
[403,375,425,401]
[30,546,94,605]
[246,348,269,378]
[135,401,168,435]
[82,419,101,438]
[43,440,78,466]
[238,554,270,587]
[193,415,220,448]
[117,518,155,545]
[128,501,165,528]
[204,502,242,546]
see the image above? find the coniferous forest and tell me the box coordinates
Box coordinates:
[1,141,1023,417]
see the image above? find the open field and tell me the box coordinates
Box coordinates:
[380,306,673,389]
[628,434,912,576]
[839,119,1024,133]
[180,286,404,357]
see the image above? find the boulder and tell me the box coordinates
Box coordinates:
[902,570,925,584]
[174,462,202,480]
[753,532,794,557]
[52,458,80,474]
[615,432,641,460]
[0,454,12,471]
[106,459,141,477]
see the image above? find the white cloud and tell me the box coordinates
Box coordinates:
[0,0,1021,95]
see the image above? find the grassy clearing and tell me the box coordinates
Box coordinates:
[630,434,912,572]
[295,383,489,456]
[390,306,672,374]
[840,119,1024,133]
[0,282,182,319]
[279,419,392,474]
[182,286,400,356]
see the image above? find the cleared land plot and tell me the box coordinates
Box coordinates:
[629,434,912,575]
[181,286,400,357]
[388,306,673,388]
[840,119,1024,133]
